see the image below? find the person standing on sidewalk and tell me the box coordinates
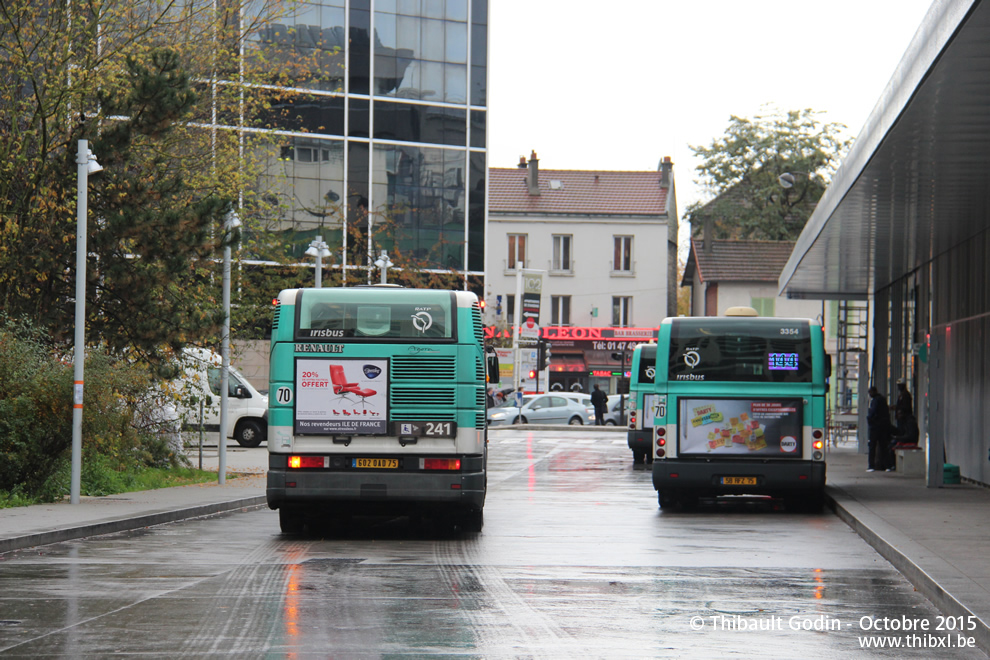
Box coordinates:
[866,386,892,472]
[591,384,607,426]
[894,379,913,428]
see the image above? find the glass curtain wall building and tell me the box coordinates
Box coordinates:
[241,0,487,289]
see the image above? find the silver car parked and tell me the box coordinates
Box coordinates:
[603,394,627,426]
[488,394,595,426]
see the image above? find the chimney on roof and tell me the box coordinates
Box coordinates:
[527,150,540,196]
[518,156,527,168]
[659,156,672,188]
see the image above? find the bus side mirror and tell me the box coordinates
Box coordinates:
[486,348,500,385]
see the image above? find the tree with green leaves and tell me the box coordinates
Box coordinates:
[687,107,851,241]
[0,0,310,364]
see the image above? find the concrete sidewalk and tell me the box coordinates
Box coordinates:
[0,434,987,654]
[823,441,990,653]
[0,442,267,554]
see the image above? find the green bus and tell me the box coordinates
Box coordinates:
[651,311,829,510]
[626,343,658,464]
[266,286,497,532]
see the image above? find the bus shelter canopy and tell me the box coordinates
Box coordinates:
[779,0,990,300]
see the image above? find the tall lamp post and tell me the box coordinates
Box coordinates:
[218,210,241,486]
[374,249,393,284]
[71,140,103,504]
[305,236,332,287]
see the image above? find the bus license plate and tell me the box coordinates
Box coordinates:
[353,458,399,469]
[398,422,456,437]
[721,476,757,486]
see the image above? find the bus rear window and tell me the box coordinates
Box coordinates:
[636,346,657,384]
[668,319,813,383]
[295,290,454,341]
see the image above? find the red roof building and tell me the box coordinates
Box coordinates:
[487,152,678,393]
[682,237,823,320]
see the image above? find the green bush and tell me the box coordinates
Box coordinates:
[0,316,190,504]
[0,321,74,497]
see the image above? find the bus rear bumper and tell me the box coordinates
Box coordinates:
[266,468,486,513]
[652,459,826,496]
[627,429,652,452]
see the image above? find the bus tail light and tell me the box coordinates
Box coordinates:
[812,429,825,452]
[656,448,665,458]
[288,456,326,469]
[423,458,461,470]
[629,411,637,429]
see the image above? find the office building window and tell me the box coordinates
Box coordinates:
[613,235,632,272]
[551,295,571,325]
[612,296,632,326]
[508,234,526,269]
[552,234,572,271]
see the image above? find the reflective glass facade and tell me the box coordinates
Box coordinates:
[241,0,487,283]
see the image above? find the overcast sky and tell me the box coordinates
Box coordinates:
[488,0,935,249]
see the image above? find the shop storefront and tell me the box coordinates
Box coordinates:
[543,326,658,394]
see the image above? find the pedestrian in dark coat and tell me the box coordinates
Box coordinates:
[591,384,607,427]
[866,386,892,472]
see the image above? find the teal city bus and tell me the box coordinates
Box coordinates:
[266,286,497,532]
[651,311,830,510]
[626,343,657,464]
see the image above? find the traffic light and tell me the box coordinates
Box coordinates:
[528,369,537,380]
[537,339,551,370]
[479,298,486,311]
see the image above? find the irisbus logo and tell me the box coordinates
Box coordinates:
[310,329,344,337]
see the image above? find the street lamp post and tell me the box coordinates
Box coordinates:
[71,140,102,504]
[374,249,393,284]
[305,236,332,288]
[218,210,241,486]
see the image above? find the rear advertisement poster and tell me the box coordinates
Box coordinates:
[294,358,388,434]
[679,397,803,457]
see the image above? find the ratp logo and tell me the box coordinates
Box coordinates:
[411,311,433,334]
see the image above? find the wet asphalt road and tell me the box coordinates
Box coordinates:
[0,429,986,658]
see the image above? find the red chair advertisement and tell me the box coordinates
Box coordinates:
[294,358,388,434]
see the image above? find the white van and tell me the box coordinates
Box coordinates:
[175,348,269,447]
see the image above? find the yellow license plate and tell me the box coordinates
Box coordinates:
[721,476,757,486]
[353,458,399,469]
